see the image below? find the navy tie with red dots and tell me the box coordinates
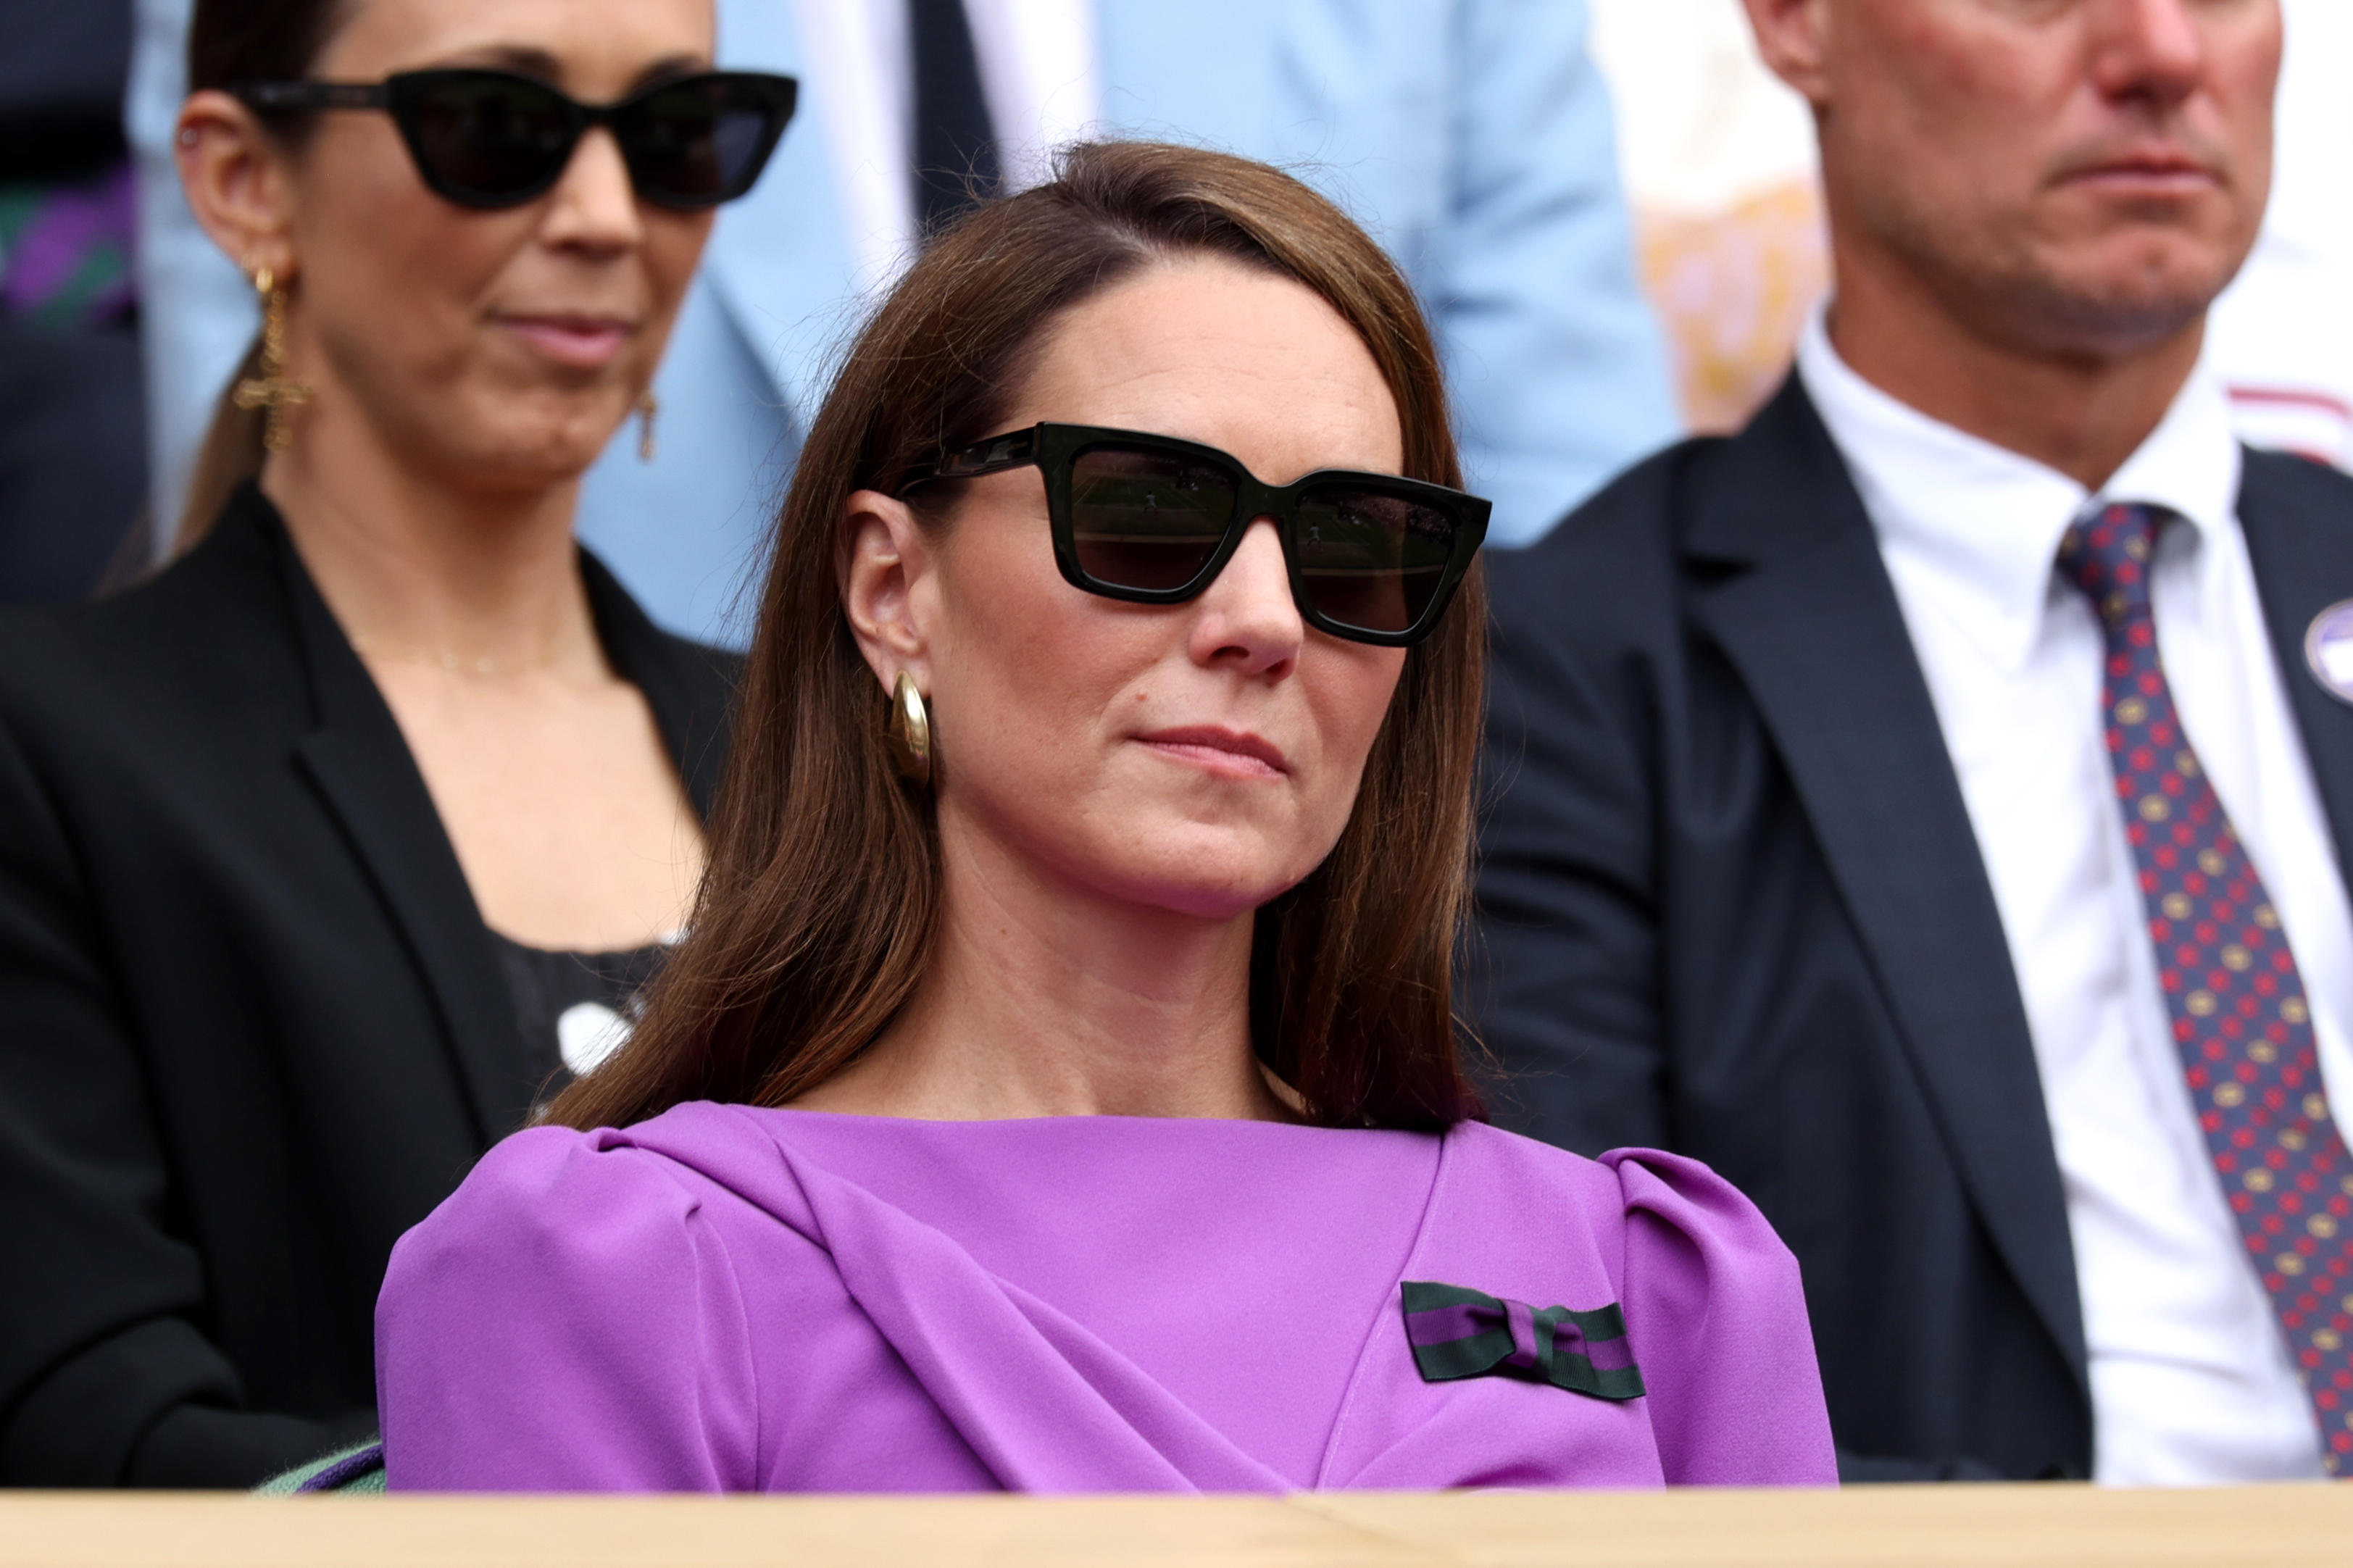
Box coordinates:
[2058,502,2353,1475]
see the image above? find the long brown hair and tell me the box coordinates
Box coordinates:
[175,0,352,552]
[552,141,1487,1134]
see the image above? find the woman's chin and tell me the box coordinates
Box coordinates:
[1084,851,1313,925]
[1037,804,1336,923]
[1141,886,1281,924]
[433,412,628,491]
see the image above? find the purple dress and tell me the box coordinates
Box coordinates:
[375,1106,1835,1491]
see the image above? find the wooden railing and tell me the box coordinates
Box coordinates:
[4,1478,2353,1563]
[4,1483,2348,1567]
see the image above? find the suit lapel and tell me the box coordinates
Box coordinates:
[2238,449,2353,885]
[1686,380,2087,1383]
[257,502,518,1146]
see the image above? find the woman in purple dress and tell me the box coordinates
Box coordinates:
[375,141,1837,1493]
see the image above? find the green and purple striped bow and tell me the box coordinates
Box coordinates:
[1400,1281,1646,1401]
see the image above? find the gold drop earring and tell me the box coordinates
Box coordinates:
[230,267,312,451]
[886,670,933,786]
[636,390,659,462]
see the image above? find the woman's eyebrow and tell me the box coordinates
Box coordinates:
[408,48,716,94]
[628,54,717,93]
[424,44,565,82]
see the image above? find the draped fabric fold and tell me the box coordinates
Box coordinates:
[760,1135,1289,1493]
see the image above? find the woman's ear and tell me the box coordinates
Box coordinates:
[840,489,940,696]
[176,90,298,281]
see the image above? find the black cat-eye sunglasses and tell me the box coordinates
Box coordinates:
[233,69,797,210]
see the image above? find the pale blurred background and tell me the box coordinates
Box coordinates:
[1590,0,2353,461]
[7,0,2352,604]
[1589,0,1823,436]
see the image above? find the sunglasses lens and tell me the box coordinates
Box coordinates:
[620,79,780,205]
[404,75,574,201]
[1292,485,1458,635]
[1068,444,1238,593]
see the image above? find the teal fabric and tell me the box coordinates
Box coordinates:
[255,1440,387,1494]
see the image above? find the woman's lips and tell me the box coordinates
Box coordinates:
[498,314,633,368]
[1134,726,1291,780]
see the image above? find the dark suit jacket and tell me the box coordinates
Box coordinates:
[0,485,739,1487]
[1472,377,2353,1482]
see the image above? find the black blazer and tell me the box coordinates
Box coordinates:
[0,485,739,1487]
[1471,377,2353,1482]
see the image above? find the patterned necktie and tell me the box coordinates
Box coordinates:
[2058,502,2353,1475]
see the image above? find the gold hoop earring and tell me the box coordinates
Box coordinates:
[230,267,312,451]
[636,390,659,462]
[886,670,932,785]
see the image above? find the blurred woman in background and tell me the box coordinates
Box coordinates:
[375,142,1836,1493]
[0,0,792,1485]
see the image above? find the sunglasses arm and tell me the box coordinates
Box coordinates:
[897,425,1045,497]
[231,81,391,112]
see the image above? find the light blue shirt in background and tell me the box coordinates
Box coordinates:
[128,0,1676,645]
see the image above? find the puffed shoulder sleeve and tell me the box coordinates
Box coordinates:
[375,1125,759,1491]
[1601,1148,1837,1486]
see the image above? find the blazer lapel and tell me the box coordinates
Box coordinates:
[2237,449,2353,885]
[254,500,518,1146]
[1685,379,2087,1384]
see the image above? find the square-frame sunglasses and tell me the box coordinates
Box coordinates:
[233,69,797,211]
[901,423,1491,648]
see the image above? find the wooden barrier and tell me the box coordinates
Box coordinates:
[3,1483,2348,1568]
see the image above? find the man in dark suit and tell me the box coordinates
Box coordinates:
[1473,0,2353,1482]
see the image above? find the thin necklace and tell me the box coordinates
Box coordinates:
[346,636,568,677]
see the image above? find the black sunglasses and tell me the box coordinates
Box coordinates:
[233,69,797,210]
[901,423,1490,648]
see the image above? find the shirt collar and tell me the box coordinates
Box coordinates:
[1794,301,2241,672]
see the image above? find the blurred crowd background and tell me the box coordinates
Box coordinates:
[1,0,149,604]
[4,0,2349,612]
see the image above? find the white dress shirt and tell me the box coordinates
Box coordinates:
[788,0,1099,293]
[1797,308,2351,1483]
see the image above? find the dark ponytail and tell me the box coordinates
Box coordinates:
[173,0,350,553]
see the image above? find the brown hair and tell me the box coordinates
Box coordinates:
[175,0,352,552]
[551,140,1487,1134]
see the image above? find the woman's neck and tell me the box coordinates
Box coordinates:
[799,816,1296,1123]
[261,396,600,678]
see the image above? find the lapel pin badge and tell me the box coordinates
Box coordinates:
[2304,600,2353,707]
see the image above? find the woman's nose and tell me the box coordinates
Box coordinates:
[541,128,644,254]
[1188,517,1303,678]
